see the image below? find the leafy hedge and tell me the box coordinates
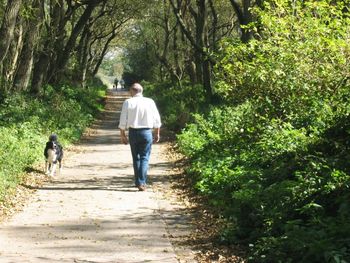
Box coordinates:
[178,95,350,262]
[142,81,206,131]
[0,85,105,202]
[177,1,350,262]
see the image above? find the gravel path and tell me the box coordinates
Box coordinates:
[0,89,196,263]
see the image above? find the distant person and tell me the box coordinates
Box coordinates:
[119,79,125,90]
[118,83,161,191]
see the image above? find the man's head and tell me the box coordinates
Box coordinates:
[130,83,143,96]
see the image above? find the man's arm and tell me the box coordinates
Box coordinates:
[118,100,128,144]
[153,127,160,143]
[151,99,161,143]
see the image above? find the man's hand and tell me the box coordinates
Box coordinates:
[120,129,128,144]
[153,133,160,143]
[153,128,160,143]
[121,134,128,144]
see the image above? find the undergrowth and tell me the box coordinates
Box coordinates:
[156,1,350,262]
[0,85,106,203]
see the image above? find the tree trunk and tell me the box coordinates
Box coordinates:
[208,0,218,51]
[0,0,22,65]
[13,0,43,92]
[78,27,91,88]
[30,49,50,95]
[49,2,98,84]
[202,58,212,100]
[195,0,212,99]
[2,18,24,92]
[229,0,253,42]
[169,0,213,100]
[92,32,116,76]
[187,60,197,84]
[30,0,64,94]
[169,0,214,64]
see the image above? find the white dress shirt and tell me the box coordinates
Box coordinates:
[118,94,161,130]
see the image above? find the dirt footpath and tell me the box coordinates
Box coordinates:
[0,90,196,263]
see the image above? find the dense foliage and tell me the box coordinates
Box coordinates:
[0,85,105,203]
[143,81,207,131]
[1,0,349,261]
[175,1,350,262]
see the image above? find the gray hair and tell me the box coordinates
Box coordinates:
[130,83,143,94]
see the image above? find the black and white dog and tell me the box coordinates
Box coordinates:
[44,134,63,176]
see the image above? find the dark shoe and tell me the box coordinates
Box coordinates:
[138,185,146,191]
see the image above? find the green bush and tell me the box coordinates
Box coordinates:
[142,81,206,131]
[178,89,350,262]
[215,0,349,126]
[177,0,350,262]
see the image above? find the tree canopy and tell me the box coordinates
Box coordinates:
[0,0,150,96]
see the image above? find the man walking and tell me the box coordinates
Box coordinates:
[118,83,161,191]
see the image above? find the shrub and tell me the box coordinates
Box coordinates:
[143,81,206,131]
[177,0,350,261]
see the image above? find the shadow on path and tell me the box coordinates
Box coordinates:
[0,89,196,263]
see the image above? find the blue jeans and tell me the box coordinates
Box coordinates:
[128,128,153,186]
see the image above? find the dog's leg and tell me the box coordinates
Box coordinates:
[50,163,57,176]
[45,161,49,174]
[58,161,62,175]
